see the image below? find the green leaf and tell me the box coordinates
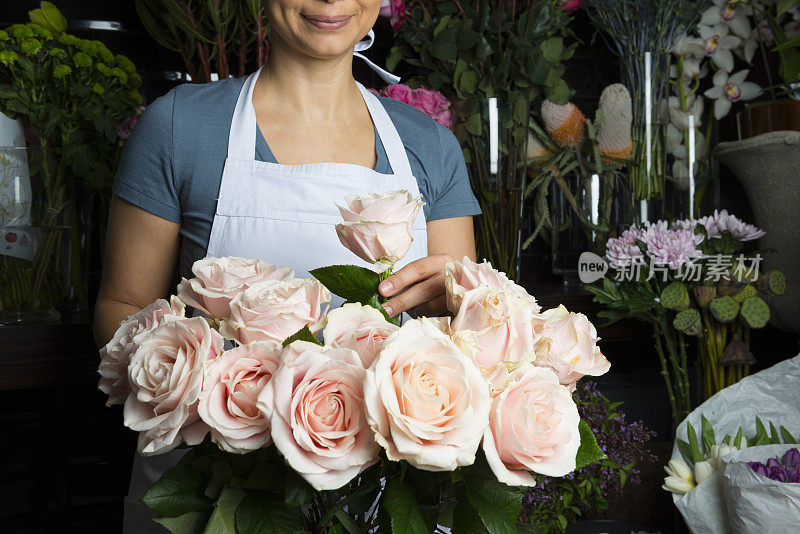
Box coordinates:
[769,421,782,444]
[465,486,521,534]
[238,460,284,491]
[282,325,322,347]
[687,423,705,463]
[310,265,380,304]
[284,472,314,507]
[677,439,694,465]
[366,294,400,326]
[142,462,211,517]
[701,415,716,451]
[203,487,246,534]
[382,479,428,534]
[777,0,797,16]
[451,497,485,534]
[781,426,797,444]
[335,510,364,534]
[155,511,209,534]
[430,27,458,62]
[464,112,483,136]
[754,416,770,446]
[540,37,563,63]
[733,428,744,449]
[235,494,304,534]
[575,420,606,469]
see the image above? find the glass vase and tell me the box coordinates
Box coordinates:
[467,97,529,282]
[0,146,68,325]
[621,51,669,224]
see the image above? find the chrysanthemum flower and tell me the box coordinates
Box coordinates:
[643,221,704,270]
[605,226,645,269]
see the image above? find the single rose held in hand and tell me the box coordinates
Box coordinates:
[98,189,610,532]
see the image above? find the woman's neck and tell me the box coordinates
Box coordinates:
[254,37,363,123]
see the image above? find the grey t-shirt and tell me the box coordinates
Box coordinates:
[113,77,480,277]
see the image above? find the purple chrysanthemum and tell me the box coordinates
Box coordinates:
[705,209,766,241]
[644,220,704,269]
[605,226,645,269]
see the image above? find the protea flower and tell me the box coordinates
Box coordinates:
[541,100,586,148]
[597,84,633,162]
[527,130,553,161]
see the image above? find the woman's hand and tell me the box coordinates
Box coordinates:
[379,254,453,317]
[379,216,477,317]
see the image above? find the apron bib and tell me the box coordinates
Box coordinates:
[123,67,427,532]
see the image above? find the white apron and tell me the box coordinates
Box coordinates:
[122,67,428,532]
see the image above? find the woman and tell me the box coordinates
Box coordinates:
[94,0,480,530]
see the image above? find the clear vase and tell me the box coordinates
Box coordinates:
[466,96,529,282]
[0,146,68,325]
[621,51,669,224]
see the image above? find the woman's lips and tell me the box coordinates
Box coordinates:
[303,14,353,31]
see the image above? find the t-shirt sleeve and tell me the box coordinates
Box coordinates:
[426,122,482,221]
[112,90,181,222]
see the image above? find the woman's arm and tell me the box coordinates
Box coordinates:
[93,195,181,348]
[379,215,476,317]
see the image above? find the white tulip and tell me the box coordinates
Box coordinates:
[663,475,695,494]
[695,460,715,485]
[664,458,694,481]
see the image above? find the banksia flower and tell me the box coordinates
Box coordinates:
[527,130,553,160]
[597,84,633,161]
[541,100,585,148]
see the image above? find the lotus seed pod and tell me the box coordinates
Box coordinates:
[673,308,702,336]
[717,277,742,297]
[527,130,553,161]
[733,284,757,303]
[597,84,633,161]
[755,272,769,293]
[660,281,690,310]
[720,335,756,366]
[541,100,586,148]
[740,296,770,329]
[767,270,786,296]
[693,285,717,308]
[709,295,740,323]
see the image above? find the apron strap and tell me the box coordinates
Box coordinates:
[354,30,401,85]
[227,67,261,160]
[357,83,413,177]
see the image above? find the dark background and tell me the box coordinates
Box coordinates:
[1,2,798,532]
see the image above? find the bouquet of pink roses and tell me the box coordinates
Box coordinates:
[99,190,610,533]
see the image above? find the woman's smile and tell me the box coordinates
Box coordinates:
[301,13,354,31]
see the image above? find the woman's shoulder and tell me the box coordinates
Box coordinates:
[376,95,460,158]
[148,77,246,126]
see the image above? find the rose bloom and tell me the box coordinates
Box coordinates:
[532,305,610,390]
[335,190,423,271]
[483,365,581,486]
[445,257,540,314]
[364,319,491,471]
[322,302,398,368]
[98,296,185,406]
[177,256,294,319]
[450,286,536,395]
[256,341,378,490]
[219,278,330,345]
[124,316,225,455]
[409,87,453,129]
[197,341,281,454]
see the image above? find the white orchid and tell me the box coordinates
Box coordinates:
[697,23,743,72]
[669,94,705,131]
[785,19,800,40]
[704,69,762,119]
[700,0,752,39]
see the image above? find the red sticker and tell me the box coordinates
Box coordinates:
[5,232,17,243]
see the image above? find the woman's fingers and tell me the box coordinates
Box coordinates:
[378,254,452,298]
[382,272,446,317]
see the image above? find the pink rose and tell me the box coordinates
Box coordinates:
[445,257,540,314]
[364,319,491,471]
[177,256,294,320]
[382,83,414,105]
[124,316,225,455]
[483,365,581,486]
[256,341,378,490]
[378,0,406,29]
[434,109,453,130]
[532,305,611,390]
[335,190,423,271]
[197,341,281,453]
[219,278,330,345]
[558,0,581,14]
[98,296,185,406]
[450,286,536,395]
[322,303,398,368]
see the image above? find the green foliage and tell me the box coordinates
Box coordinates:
[576,420,607,470]
[309,265,381,305]
[709,295,740,323]
[282,325,322,347]
[0,15,142,199]
[739,296,770,329]
[673,308,702,336]
[382,479,429,534]
[660,281,690,311]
